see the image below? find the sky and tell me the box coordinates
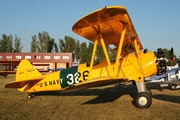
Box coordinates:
[1,0,180,56]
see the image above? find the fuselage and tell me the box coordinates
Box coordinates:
[23,51,157,93]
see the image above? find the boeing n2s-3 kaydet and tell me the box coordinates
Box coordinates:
[5,6,167,109]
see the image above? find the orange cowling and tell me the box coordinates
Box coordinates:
[140,51,157,77]
[119,51,157,81]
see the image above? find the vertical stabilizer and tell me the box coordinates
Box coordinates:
[15,59,42,81]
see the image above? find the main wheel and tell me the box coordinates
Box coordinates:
[134,92,152,109]
[170,84,178,90]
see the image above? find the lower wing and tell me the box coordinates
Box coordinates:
[62,77,128,92]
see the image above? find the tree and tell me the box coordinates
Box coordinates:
[59,39,66,52]
[162,48,177,66]
[37,32,48,52]
[6,35,13,52]
[14,35,23,52]
[74,40,80,59]
[94,45,105,64]
[30,35,37,52]
[86,42,94,65]
[54,43,59,53]
[0,34,8,52]
[58,36,76,53]
[47,38,55,52]
[31,31,56,53]
[0,34,13,52]
[80,42,87,63]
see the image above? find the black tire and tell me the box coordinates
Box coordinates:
[134,92,152,109]
[4,74,7,78]
[170,84,178,90]
[27,94,34,99]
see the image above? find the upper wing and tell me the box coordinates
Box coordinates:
[72,6,143,53]
[5,76,45,88]
[62,76,128,92]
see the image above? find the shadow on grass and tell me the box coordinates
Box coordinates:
[31,84,180,106]
[153,94,180,104]
[146,84,180,104]
[32,84,138,104]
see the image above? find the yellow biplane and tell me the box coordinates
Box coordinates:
[5,6,166,109]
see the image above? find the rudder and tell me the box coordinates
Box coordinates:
[16,59,42,81]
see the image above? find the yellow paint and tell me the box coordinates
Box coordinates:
[89,39,98,79]
[100,34,114,76]
[114,28,126,76]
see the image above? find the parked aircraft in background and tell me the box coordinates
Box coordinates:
[145,67,180,90]
[145,47,180,90]
[48,67,65,72]
[4,6,168,109]
[0,65,16,78]
[0,72,8,78]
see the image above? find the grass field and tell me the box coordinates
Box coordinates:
[0,74,180,120]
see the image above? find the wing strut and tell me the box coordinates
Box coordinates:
[89,38,98,78]
[134,39,144,80]
[114,27,126,76]
[99,33,114,76]
[88,25,127,78]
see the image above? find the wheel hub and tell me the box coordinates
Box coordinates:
[138,96,148,106]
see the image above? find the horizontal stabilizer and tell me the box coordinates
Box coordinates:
[5,76,44,88]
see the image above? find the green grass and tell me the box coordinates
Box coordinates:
[0,74,180,120]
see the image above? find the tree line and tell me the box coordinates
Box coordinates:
[0,31,177,65]
[0,34,23,52]
[0,31,108,65]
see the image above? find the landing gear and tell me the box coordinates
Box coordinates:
[170,84,178,90]
[4,74,7,78]
[134,92,152,109]
[146,89,152,97]
[134,81,152,109]
[132,80,136,86]
[27,93,34,99]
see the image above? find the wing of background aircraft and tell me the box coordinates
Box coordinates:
[145,67,180,90]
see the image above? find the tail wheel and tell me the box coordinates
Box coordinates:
[4,74,7,78]
[134,92,152,109]
[27,94,34,99]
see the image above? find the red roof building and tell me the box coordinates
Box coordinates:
[0,52,72,72]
